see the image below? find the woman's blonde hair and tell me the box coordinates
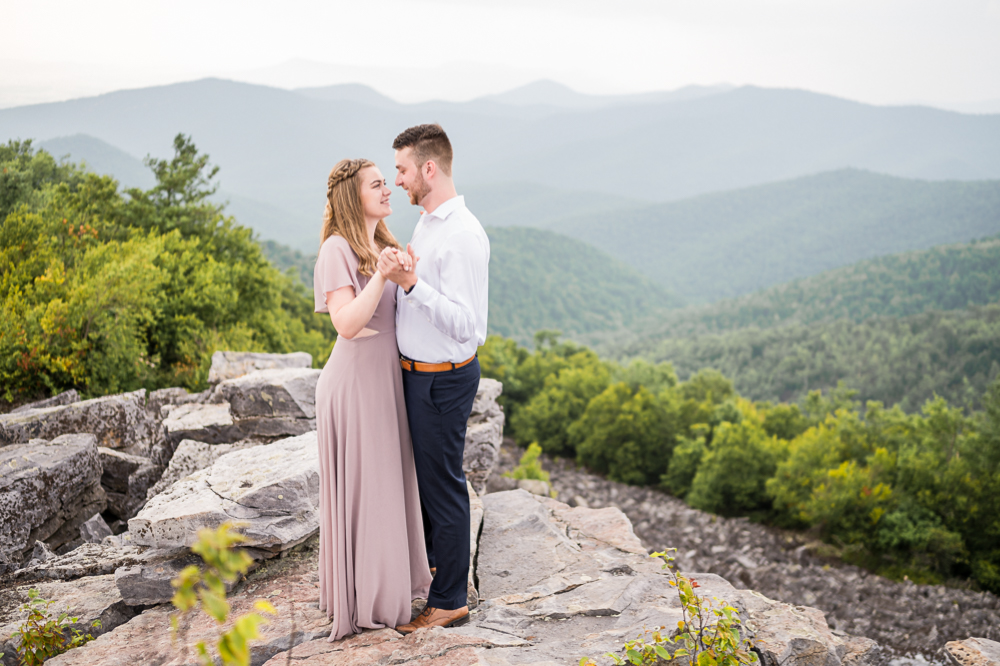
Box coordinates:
[321,158,400,277]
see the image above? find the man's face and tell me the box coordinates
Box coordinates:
[394,147,430,206]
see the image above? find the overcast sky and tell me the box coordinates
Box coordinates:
[4,0,999,109]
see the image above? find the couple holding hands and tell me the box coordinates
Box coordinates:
[313,124,490,640]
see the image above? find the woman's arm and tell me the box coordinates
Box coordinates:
[326,271,388,339]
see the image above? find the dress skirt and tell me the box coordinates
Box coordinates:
[315,329,432,641]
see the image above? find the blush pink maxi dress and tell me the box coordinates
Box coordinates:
[313,235,432,641]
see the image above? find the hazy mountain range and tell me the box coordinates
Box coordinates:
[5,77,1000,254]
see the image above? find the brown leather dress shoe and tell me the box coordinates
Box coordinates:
[396,605,469,634]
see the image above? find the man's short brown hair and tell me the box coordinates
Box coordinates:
[392,123,453,176]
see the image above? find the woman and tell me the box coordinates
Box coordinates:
[313,158,432,641]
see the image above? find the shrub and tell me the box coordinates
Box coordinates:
[661,435,707,498]
[687,402,787,516]
[510,349,610,456]
[573,383,681,486]
[4,588,100,666]
[505,442,550,482]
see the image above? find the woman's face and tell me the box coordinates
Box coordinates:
[359,166,392,221]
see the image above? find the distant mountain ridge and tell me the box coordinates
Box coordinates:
[3,77,998,254]
[547,169,1000,303]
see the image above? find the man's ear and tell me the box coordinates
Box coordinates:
[424,159,437,180]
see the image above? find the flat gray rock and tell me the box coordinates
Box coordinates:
[208,351,313,384]
[11,389,80,413]
[12,542,145,581]
[0,390,162,462]
[128,432,320,552]
[161,402,242,446]
[212,368,321,419]
[145,438,259,501]
[0,434,106,565]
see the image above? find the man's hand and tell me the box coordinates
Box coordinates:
[378,245,419,291]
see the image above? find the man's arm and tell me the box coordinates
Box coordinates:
[382,234,485,344]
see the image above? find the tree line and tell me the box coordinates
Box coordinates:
[481,332,1000,595]
[0,137,335,404]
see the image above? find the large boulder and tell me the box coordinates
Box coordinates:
[463,379,504,494]
[0,434,107,567]
[208,351,313,384]
[0,390,165,463]
[0,574,136,666]
[145,439,258,500]
[128,432,320,552]
[212,368,321,419]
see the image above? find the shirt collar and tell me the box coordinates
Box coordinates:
[422,195,465,222]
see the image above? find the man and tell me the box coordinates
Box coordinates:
[376,123,490,633]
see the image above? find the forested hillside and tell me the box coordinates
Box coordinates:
[622,306,1000,412]
[622,235,1000,340]
[485,227,681,343]
[548,169,1000,303]
[262,227,682,344]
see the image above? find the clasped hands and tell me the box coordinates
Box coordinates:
[377,245,419,291]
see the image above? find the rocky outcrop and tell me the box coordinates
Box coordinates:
[0,434,107,568]
[0,390,165,463]
[508,443,1000,660]
[0,574,136,666]
[463,379,504,494]
[128,432,320,552]
[248,489,878,666]
[18,471,881,666]
[947,638,1000,666]
[208,351,313,384]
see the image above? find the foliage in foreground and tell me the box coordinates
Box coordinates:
[480,331,1000,594]
[2,588,100,666]
[0,137,335,403]
[170,523,277,666]
[504,442,551,483]
[581,549,757,666]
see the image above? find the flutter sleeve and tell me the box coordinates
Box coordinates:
[313,236,362,313]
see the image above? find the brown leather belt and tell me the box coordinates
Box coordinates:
[400,355,476,373]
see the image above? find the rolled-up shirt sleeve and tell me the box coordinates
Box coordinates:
[402,230,486,344]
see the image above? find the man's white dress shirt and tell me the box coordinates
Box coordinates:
[396,195,490,364]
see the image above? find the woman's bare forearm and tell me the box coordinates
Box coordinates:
[328,273,388,339]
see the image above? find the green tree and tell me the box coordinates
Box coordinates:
[573,383,681,486]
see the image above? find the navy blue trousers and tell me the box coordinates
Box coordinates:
[402,357,480,610]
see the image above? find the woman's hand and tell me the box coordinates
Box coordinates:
[378,247,419,289]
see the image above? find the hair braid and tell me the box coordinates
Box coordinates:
[320,158,400,277]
